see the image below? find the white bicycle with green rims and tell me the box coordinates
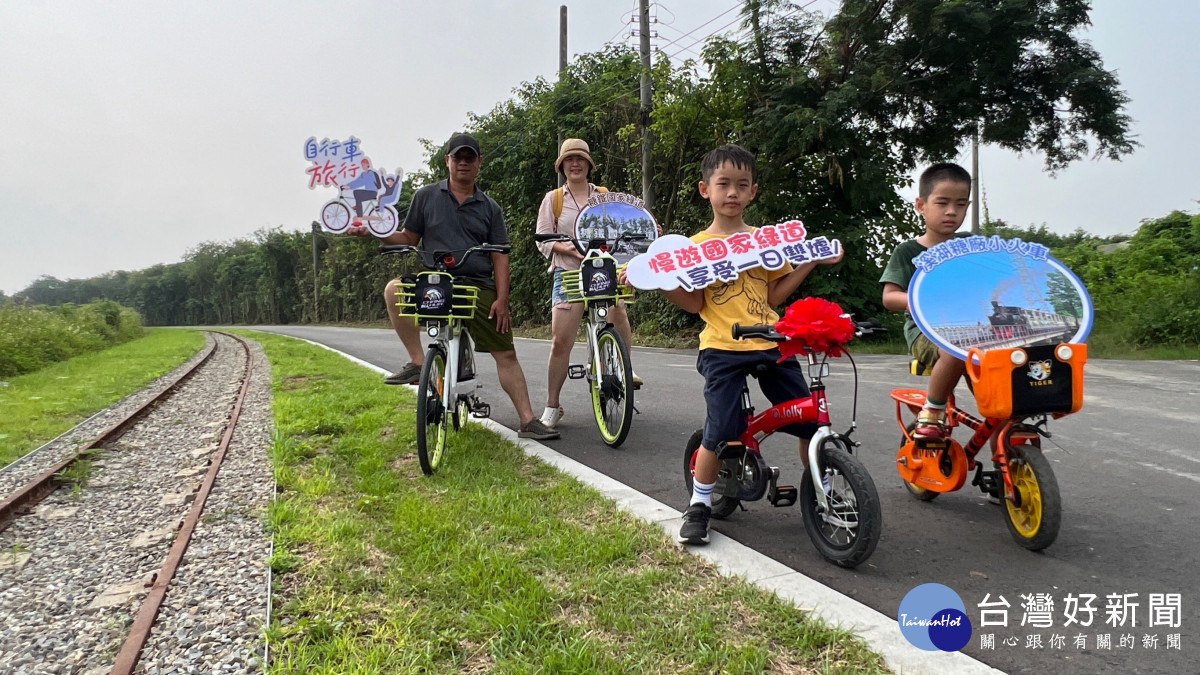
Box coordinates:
[383,242,511,475]
[536,232,646,447]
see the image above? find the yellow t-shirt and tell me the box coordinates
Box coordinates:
[692,230,793,351]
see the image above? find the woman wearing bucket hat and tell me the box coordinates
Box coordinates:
[534,138,642,429]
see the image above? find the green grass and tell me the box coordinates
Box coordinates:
[1082,330,1200,360]
[0,328,206,467]
[242,330,887,674]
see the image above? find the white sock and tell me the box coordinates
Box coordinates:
[691,479,715,508]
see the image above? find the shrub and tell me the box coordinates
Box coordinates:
[0,300,146,378]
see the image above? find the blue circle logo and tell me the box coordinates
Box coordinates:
[898,583,972,652]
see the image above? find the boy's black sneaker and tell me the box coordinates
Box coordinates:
[678,503,712,545]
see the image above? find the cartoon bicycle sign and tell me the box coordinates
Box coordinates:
[304,136,402,237]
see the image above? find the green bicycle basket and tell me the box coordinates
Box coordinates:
[397,272,480,320]
[561,258,636,304]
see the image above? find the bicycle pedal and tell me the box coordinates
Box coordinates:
[769,485,798,507]
[567,364,587,379]
[469,402,491,419]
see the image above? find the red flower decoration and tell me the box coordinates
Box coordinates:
[775,297,856,360]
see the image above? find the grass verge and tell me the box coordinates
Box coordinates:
[0,328,206,468]
[244,330,887,674]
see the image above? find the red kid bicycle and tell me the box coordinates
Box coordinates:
[683,314,884,568]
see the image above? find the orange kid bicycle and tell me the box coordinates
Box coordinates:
[891,342,1087,550]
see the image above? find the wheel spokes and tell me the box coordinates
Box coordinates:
[820,470,861,544]
[598,339,624,428]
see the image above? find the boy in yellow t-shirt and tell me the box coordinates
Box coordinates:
[657,144,842,545]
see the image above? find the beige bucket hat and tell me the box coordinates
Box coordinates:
[554,138,595,173]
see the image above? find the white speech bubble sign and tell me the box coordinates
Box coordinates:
[624,220,841,291]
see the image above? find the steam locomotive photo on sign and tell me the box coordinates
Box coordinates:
[987,300,1080,331]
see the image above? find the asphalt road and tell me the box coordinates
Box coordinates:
[251,325,1198,674]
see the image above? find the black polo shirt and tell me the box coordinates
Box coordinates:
[402,180,509,286]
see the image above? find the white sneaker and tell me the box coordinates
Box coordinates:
[540,406,564,429]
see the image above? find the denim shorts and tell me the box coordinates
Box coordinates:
[551,268,572,307]
[696,348,815,450]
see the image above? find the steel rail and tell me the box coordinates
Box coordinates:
[110,330,255,675]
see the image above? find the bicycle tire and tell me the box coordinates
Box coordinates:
[1002,443,1061,550]
[800,444,882,568]
[415,345,450,475]
[682,429,740,519]
[321,200,352,233]
[591,325,634,447]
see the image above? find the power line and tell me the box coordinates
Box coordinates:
[655,1,741,57]
[602,1,641,48]
[663,13,745,63]
[660,0,820,65]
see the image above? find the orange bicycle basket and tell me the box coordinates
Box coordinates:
[966,343,1086,419]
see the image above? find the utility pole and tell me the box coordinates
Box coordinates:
[971,130,980,234]
[639,0,655,211]
[311,222,320,321]
[558,5,567,187]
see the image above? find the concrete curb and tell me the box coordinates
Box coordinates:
[276,334,1005,675]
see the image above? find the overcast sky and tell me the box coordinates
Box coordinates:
[2,1,1196,295]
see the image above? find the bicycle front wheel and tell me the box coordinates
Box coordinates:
[590,325,634,447]
[415,345,451,475]
[800,445,882,568]
[1002,443,1061,550]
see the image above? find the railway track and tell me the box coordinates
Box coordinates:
[0,331,273,673]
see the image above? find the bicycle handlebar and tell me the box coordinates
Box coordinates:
[379,244,419,255]
[854,318,885,336]
[732,324,786,342]
[380,244,512,271]
[731,318,886,344]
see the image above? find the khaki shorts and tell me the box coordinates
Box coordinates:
[462,285,514,353]
[910,333,941,371]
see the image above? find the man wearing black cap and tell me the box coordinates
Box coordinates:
[358,133,560,440]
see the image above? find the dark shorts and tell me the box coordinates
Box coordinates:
[696,348,815,450]
[463,285,514,353]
